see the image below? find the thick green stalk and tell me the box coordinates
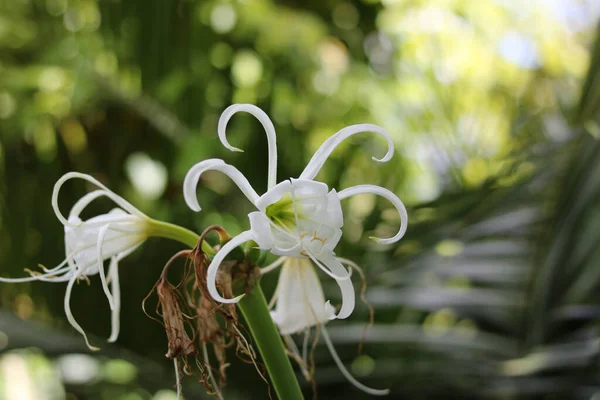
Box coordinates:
[146,219,215,255]
[237,282,304,400]
[150,221,303,399]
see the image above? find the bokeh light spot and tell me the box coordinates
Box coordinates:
[58,354,100,385]
[332,3,359,30]
[423,308,457,336]
[209,42,233,69]
[0,92,16,119]
[231,50,263,87]
[351,354,376,378]
[38,67,66,92]
[59,119,88,155]
[14,295,35,320]
[435,240,464,257]
[104,359,137,384]
[125,152,168,201]
[210,4,237,34]
[0,331,8,350]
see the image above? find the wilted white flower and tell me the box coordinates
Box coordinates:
[0,172,149,350]
[268,256,389,396]
[183,104,408,323]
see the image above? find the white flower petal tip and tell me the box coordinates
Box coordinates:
[325,301,337,320]
[218,294,245,304]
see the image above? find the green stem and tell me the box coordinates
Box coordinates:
[237,283,304,400]
[146,219,214,255]
[148,220,303,399]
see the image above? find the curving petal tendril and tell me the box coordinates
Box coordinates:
[218,104,279,190]
[338,184,408,245]
[52,172,145,228]
[183,158,260,212]
[205,230,255,303]
[299,124,395,181]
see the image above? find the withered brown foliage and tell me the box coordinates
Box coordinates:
[143,225,271,399]
[142,250,198,380]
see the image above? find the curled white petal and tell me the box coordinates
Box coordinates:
[315,252,355,320]
[338,184,408,245]
[206,230,255,303]
[52,172,145,228]
[321,325,390,396]
[307,252,351,281]
[183,159,260,212]
[64,270,99,351]
[299,124,395,181]
[70,190,108,218]
[219,104,278,190]
[97,224,116,310]
[107,257,120,343]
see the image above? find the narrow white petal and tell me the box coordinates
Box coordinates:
[69,190,108,218]
[261,256,286,274]
[321,325,390,396]
[52,172,145,227]
[206,230,254,303]
[316,252,355,320]
[96,224,115,310]
[338,184,407,244]
[64,271,99,351]
[299,124,394,181]
[106,243,141,343]
[183,159,260,212]
[107,257,120,343]
[218,104,278,190]
[307,252,351,281]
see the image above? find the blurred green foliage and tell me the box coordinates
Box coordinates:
[1,0,600,399]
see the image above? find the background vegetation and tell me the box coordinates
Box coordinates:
[1,0,600,399]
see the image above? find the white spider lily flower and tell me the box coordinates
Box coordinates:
[0,172,150,350]
[183,104,408,320]
[270,257,389,396]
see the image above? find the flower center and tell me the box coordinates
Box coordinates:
[265,193,304,232]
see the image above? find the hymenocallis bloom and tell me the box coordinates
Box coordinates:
[184,104,406,395]
[0,172,150,350]
[183,104,407,320]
